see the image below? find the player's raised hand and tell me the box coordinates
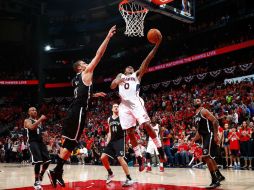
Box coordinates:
[40,115,47,121]
[107,25,117,38]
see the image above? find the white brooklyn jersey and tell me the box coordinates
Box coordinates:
[148,124,160,142]
[119,72,140,101]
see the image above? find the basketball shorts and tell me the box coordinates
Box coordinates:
[103,138,125,159]
[202,133,217,158]
[29,141,51,165]
[119,97,150,130]
[146,141,159,155]
[62,103,86,142]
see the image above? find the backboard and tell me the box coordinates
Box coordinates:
[133,0,195,23]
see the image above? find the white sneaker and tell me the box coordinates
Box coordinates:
[33,181,42,190]
[106,174,114,184]
[122,179,134,187]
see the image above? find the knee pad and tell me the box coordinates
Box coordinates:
[62,139,78,151]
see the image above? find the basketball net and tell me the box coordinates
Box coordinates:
[119,0,148,37]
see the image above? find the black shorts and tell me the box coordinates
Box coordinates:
[230,150,240,157]
[29,141,51,165]
[202,133,217,157]
[103,138,125,159]
[62,104,87,142]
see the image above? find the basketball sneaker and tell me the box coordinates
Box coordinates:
[122,179,134,187]
[137,156,145,172]
[33,181,41,190]
[106,174,114,184]
[158,147,167,163]
[47,169,65,188]
[159,166,164,172]
[207,180,220,189]
[215,171,225,182]
[146,166,152,172]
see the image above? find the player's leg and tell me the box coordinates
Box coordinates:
[29,142,43,189]
[48,106,84,187]
[145,151,152,172]
[202,134,225,188]
[39,142,51,182]
[114,138,133,186]
[140,122,166,162]
[126,127,145,171]
[119,103,145,171]
[100,143,115,184]
[132,99,166,162]
[155,148,164,172]
[117,157,133,186]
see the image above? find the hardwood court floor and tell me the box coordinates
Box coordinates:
[0,164,253,190]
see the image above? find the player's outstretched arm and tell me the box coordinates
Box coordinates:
[137,36,162,81]
[110,73,124,89]
[85,25,116,73]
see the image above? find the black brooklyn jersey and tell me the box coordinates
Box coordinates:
[72,72,92,107]
[26,119,43,142]
[193,108,214,135]
[108,116,124,141]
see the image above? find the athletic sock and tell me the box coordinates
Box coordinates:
[107,169,113,175]
[126,175,132,180]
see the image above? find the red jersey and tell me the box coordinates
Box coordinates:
[239,128,252,142]
[229,132,240,150]
[177,143,189,152]
[162,129,171,146]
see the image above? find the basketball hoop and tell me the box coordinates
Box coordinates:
[119,0,148,37]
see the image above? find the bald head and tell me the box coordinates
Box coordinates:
[28,107,37,118]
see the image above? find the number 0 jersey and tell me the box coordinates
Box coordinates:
[118,72,140,101]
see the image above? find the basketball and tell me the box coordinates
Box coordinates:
[147,29,162,44]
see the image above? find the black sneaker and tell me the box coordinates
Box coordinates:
[215,171,225,182]
[206,180,220,189]
[158,147,167,163]
[217,174,225,182]
[47,169,65,187]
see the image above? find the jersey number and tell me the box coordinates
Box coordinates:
[37,128,40,135]
[124,83,129,90]
[112,126,118,133]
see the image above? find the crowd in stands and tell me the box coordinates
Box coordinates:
[0,70,37,80]
[0,79,254,169]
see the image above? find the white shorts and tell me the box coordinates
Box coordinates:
[119,97,150,130]
[146,141,159,155]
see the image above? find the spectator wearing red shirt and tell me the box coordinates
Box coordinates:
[174,139,190,167]
[239,121,252,168]
[228,127,240,168]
